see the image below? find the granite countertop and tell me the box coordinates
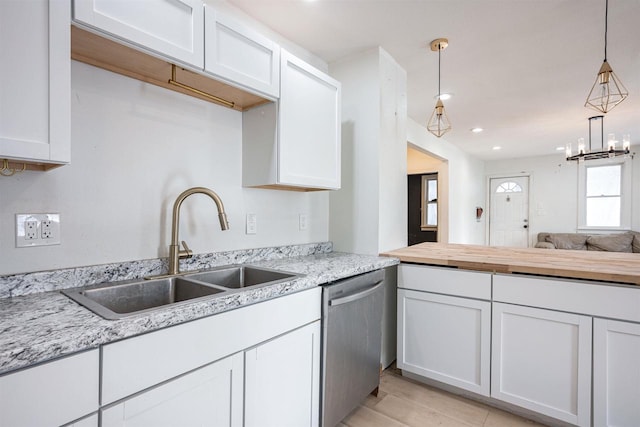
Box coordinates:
[0,252,398,375]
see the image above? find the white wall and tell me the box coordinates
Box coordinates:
[485,149,640,244]
[407,119,485,245]
[0,62,329,275]
[328,49,380,255]
[329,47,407,255]
[378,49,408,253]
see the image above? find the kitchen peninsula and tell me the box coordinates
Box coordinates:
[382,242,640,427]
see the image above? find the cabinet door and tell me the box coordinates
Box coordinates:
[245,321,321,427]
[0,0,69,166]
[279,50,341,190]
[0,350,99,427]
[594,318,640,427]
[102,352,243,427]
[397,289,491,396]
[491,303,592,426]
[204,7,279,98]
[73,0,204,68]
[65,414,98,427]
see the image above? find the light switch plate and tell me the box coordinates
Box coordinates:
[246,213,257,234]
[299,214,308,231]
[16,213,61,247]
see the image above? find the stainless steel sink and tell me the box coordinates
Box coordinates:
[62,265,302,320]
[184,265,300,289]
[62,277,225,320]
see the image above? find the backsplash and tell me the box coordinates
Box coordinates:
[0,242,332,299]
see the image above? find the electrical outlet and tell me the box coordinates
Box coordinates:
[41,220,53,239]
[25,220,38,240]
[299,214,308,231]
[16,213,61,247]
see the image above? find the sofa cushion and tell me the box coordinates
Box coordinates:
[537,232,552,243]
[534,242,556,249]
[586,233,634,252]
[630,231,640,253]
[546,233,588,250]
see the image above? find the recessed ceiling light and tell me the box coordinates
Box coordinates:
[471,127,483,133]
[556,146,565,151]
[492,146,501,150]
[434,93,452,101]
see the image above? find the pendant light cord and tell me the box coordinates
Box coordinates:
[438,45,442,97]
[604,0,608,61]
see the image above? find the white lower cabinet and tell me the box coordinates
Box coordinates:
[245,321,321,427]
[593,318,640,427]
[102,352,244,427]
[0,350,99,427]
[65,414,98,427]
[397,289,491,396]
[491,303,592,427]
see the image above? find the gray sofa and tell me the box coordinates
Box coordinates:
[535,231,640,253]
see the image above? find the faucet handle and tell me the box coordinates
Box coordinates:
[179,240,193,259]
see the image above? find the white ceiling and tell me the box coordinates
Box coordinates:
[228,0,640,160]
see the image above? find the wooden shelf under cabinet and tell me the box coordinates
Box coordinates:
[70,26,271,112]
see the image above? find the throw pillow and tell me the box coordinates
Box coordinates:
[586,233,634,252]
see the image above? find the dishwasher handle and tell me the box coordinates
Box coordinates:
[328,280,384,307]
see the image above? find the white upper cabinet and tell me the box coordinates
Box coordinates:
[204,7,280,98]
[73,0,204,69]
[0,0,70,169]
[279,50,341,189]
[243,50,341,191]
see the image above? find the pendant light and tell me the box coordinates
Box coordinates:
[427,38,451,138]
[566,115,632,161]
[585,0,628,113]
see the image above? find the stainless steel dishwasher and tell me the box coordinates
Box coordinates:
[321,269,385,427]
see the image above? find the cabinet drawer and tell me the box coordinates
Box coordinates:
[493,274,640,321]
[102,287,321,404]
[0,349,99,427]
[73,0,204,68]
[204,7,280,98]
[398,264,491,300]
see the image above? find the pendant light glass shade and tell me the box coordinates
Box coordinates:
[428,38,451,138]
[427,98,451,137]
[585,60,628,113]
[585,0,628,113]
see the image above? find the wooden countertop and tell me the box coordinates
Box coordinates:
[381,243,640,285]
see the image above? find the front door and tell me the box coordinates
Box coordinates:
[489,176,529,247]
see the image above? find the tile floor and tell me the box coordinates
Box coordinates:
[339,370,547,427]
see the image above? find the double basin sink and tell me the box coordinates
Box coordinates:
[63,265,301,320]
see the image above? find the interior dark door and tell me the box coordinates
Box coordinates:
[408,174,437,246]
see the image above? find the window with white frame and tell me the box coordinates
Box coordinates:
[578,157,632,230]
[421,174,438,230]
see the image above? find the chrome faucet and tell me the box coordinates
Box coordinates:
[167,187,229,276]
